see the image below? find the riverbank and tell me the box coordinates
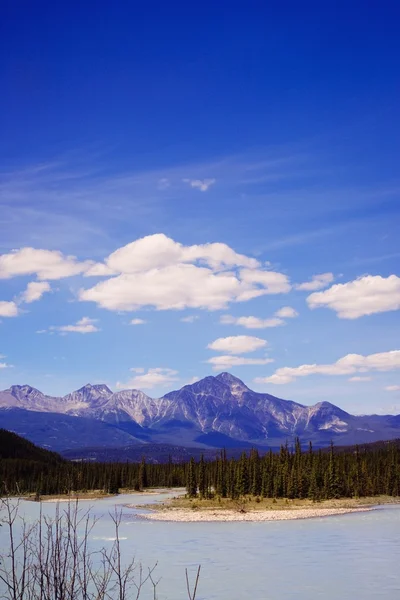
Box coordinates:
[133,494,400,522]
[138,506,374,521]
[24,488,175,502]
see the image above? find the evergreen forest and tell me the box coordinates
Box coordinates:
[0,430,399,500]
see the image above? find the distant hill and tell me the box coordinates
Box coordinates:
[0,428,62,463]
[327,438,400,454]
[62,443,252,463]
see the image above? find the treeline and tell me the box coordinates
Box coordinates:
[1,435,399,499]
[0,456,185,496]
[186,441,400,500]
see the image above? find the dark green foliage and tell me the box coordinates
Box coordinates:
[0,429,62,462]
[1,430,400,500]
[198,454,206,498]
[186,457,197,498]
[138,457,148,491]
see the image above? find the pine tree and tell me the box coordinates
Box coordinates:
[198,454,206,499]
[327,442,341,499]
[186,457,197,498]
[236,452,249,497]
[138,457,148,491]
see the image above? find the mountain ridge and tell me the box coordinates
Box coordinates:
[1,373,399,452]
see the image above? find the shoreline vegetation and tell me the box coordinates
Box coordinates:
[24,487,170,502]
[129,494,400,522]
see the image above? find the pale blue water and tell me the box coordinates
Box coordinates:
[1,492,400,599]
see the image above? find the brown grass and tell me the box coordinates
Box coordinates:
[147,494,400,513]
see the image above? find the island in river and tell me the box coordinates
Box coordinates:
[129,493,400,522]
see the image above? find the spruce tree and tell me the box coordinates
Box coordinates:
[198,454,206,499]
[186,457,197,498]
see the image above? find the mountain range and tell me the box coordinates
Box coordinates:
[1,372,400,456]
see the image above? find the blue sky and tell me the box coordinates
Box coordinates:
[0,1,399,413]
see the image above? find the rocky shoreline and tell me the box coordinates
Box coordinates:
[135,506,374,522]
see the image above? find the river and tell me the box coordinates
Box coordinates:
[1,491,399,599]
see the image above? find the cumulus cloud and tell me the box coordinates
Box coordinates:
[296,273,334,291]
[255,350,400,385]
[307,275,400,319]
[183,178,216,191]
[20,281,51,304]
[117,367,179,390]
[208,335,267,354]
[79,234,290,312]
[0,248,92,280]
[275,306,298,318]
[0,301,19,317]
[385,385,400,392]
[220,315,284,329]
[51,317,100,334]
[349,376,372,382]
[130,318,147,325]
[100,234,259,273]
[207,355,274,371]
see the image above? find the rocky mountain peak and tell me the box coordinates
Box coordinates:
[76,383,112,394]
[10,385,44,400]
[214,372,249,399]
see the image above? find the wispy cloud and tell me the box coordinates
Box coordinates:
[208,335,267,354]
[116,367,179,390]
[207,356,274,371]
[48,317,100,335]
[182,178,216,192]
[296,273,334,292]
[180,315,200,323]
[256,350,400,385]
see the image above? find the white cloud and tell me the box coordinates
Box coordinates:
[84,263,116,277]
[349,376,372,382]
[79,234,290,312]
[180,315,199,323]
[51,317,100,334]
[130,318,147,325]
[101,234,259,273]
[208,335,267,354]
[207,355,274,371]
[131,367,145,373]
[384,385,400,392]
[187,376,200,384]
[183,178,216,192]
[220,315,285,329]
[0,301,19,317]
[255,350,400,385]
[275,306,298,318]
[307,275,400,319]
[0,354,12,369]
[20,281,51,304]
[117,367,179,390]
[238,268,291,297]
[296,273,334,291]
[0,248,92,280]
